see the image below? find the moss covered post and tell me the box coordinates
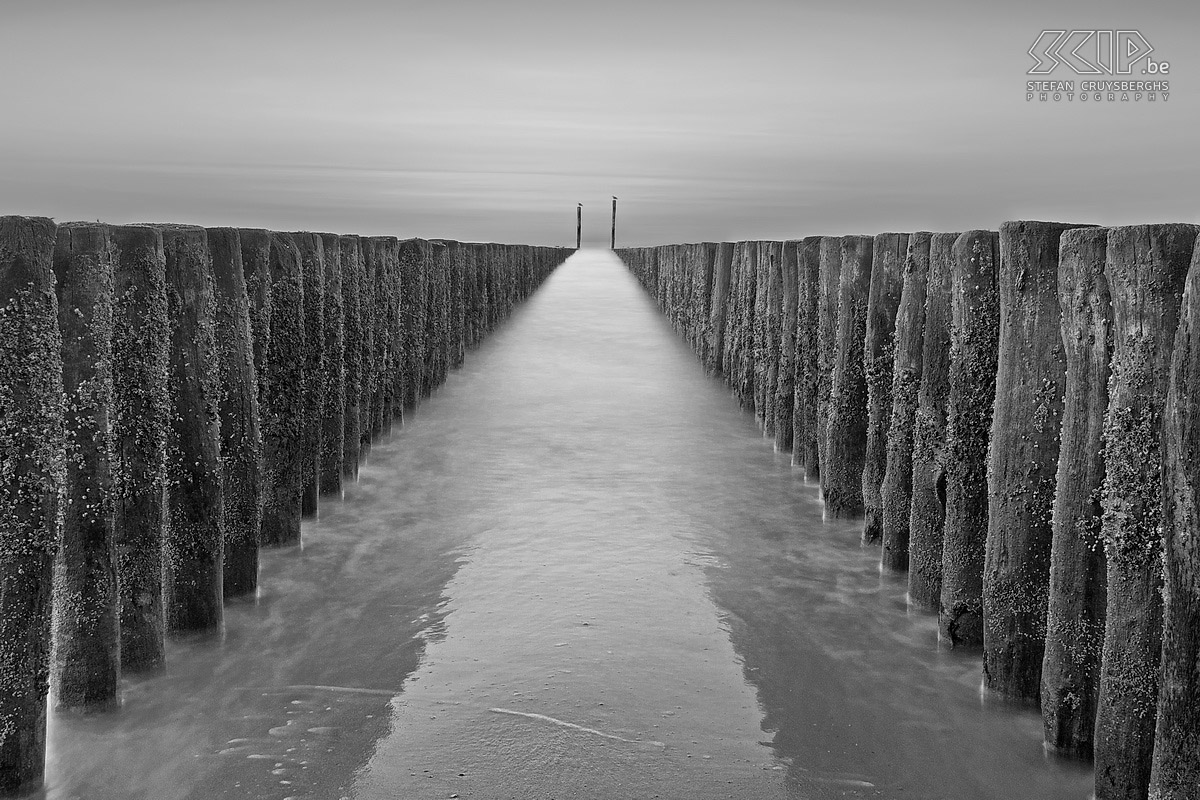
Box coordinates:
[816,237,843,493]
[50,223,118,712]
[110,225,169,673]
[1151,233,1200,799]
[792,236,822,479]
[260,232,305,546]
[983,221,1090,701]
[0,215,63,796]
[880,232,931,571]
[207,228,261,600]
[774,241,799,452]
[49,223,119,703]
[339,235,362,480]
[939,230,999,647]
[318,234,345,496]
[824,235,873,517]
[1041,227,1110,759]
[159,225,224,634]
[907,232,957,608]
[707,242,734,377]
[862,232,908,543]
[1093,223,1198,800]
[292,233,325,517]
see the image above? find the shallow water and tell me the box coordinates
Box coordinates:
[40,249,1093,800]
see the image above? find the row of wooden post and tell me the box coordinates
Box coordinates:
[617,223,1200,800]
[0,215,569,796]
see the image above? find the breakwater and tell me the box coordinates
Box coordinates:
[618,226,1200,800]
[0,215,568,796]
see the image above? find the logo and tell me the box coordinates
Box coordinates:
[1028,30,1168,75]
[1026,30,1170,102]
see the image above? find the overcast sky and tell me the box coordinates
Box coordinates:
[1,0,1195,246]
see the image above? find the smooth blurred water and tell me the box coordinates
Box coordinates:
[40,249,1093,800]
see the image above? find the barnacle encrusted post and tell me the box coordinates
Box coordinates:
[1094,223,1198,800]
[110,225,169,673]
[939,230,999,648]
[50,222,119,712]
[862,232,908,544]
[207,228,261,599]
[906,233,957,609]
[1041,226,1110,760]
[824,235,873,518]
[880,232,931,572]
[159,225,224,634]
[0,216,63,797]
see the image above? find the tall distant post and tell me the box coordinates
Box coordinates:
[611,196,617,249]
[576,204,582,249]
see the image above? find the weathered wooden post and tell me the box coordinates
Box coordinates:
[0,215,63,796]
[448,240,467,369]
[576,204,581,250]
[292,233,325,517]
[792,236,822,478]
[1041,227,1110,759]
[110,225,169,672]
[357,236,376,449]
[824,235,873,517]
[760,242,784,438]
[907,233,956,608]
[863,232,908,543]
[318,234,345,496]
[939,230,999,647]
[237,229,272,405]
[1094,223,1198,800]
[339,235,362,480]
[50,223,118,712]
[400,238,427,411]
[774,241,799,452]
[428,240,450,393]
[880,232,931,571]
[983,221,1089,701]
[707,242,734,376]
[207,228,261,599]
[1151,233,1200,799]
[815,237,843,491]
[260,232,305,546]
[159,225,223,634]
[611,196,617,250]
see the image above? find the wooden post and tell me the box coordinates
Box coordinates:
[1094,223,1198,800]
[1041,227,1110,759]
[792,236,822,478]
[1151,231,1200,799]
[983,221,1090,702]
[292,233,325,517]
[260,232,305,547]
[611,196,617,250]
[318,234,345,496]
[110,225,170,673]
[824,235,873,517]
[907,232,957,608]
[577,204,582,250]
[339,235,363,480]
[159,225,223,634]
[774,241,799,452]
[863,232,909,543]
[880,232,932,571]
[707,242,734,376]
[400,238,427,410]
[0,215,63,797]
[207,228,261,600]
[50,223,119,712]
[816,237,843,494]
[939,229,999,647]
